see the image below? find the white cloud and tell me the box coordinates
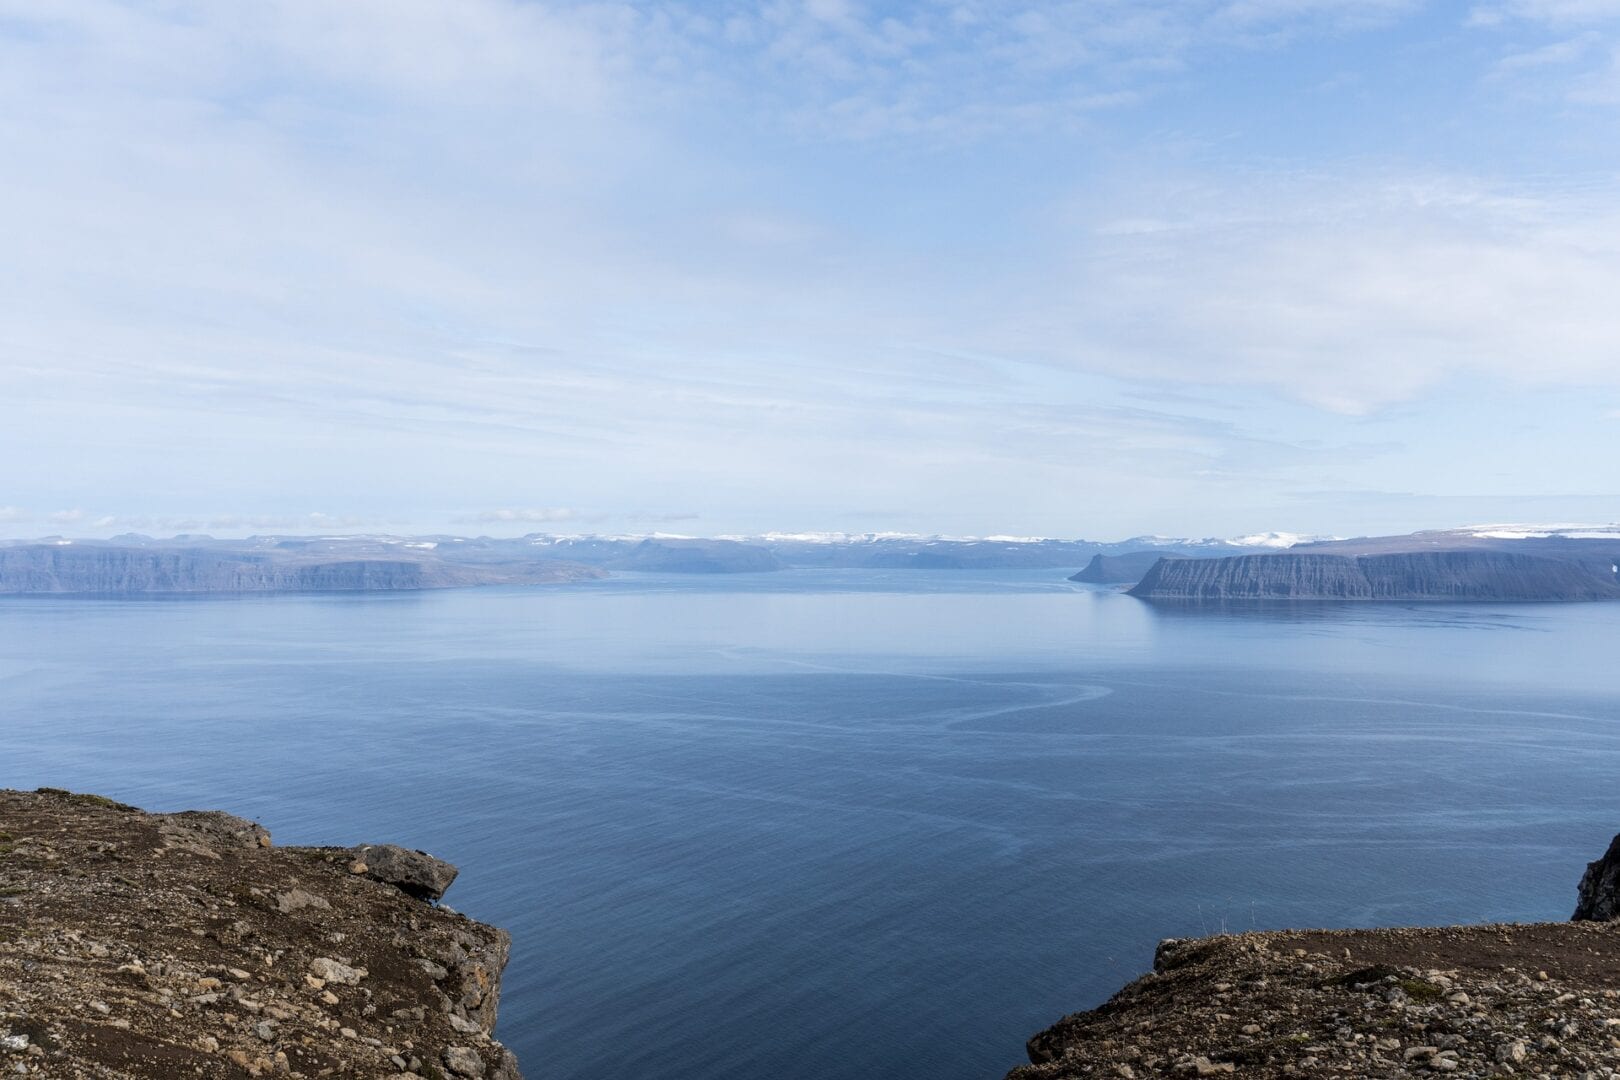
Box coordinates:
[1470,0,1620,25]
[1468,0,1620,102]
[1491,32,1602,72]
[455,508,703,528]
[1016,171,1620,413]
[0,0,1615,536]
[14,511,392,536]
[0,0,615,110]
[469,508,582,524]
[598,0,1427,140]
[0,506,28,524]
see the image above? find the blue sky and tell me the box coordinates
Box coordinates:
[3,0,1620,540]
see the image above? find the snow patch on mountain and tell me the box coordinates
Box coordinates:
[1467,523,1620,540]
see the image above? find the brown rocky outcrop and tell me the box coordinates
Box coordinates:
[0,789,522,1079]
[1010,833,1620,1080]
[1008,921,1620,1079]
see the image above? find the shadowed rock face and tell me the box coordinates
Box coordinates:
[1129,550,1620,601]
[1574,834,1620,921]
[1068,552,1174,584]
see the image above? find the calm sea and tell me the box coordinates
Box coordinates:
[5,570,1620,1079]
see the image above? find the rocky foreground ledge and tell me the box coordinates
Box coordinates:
[0,788,522,1079]
[1010,841,1620,1080]
[1010,837,1620,1080]
[1008,921,1620,1079]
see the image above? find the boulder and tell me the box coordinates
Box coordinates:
[1573,833,1620,920]
[350,843,459,902]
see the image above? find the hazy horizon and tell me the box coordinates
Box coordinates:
[6,520,1620,546]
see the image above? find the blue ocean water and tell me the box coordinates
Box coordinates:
[4,569,1620,1079]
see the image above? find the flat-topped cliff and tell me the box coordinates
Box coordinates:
[0,544,601,595]
[1130,550,1620,601]
[0,789,522,1079]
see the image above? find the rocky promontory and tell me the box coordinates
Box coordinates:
[1069,553,1177,585]
[1009,838,1620,1078]
[0,788,522,1078]
[1009,921,1620,1079]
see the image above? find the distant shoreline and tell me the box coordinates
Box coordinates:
[3,526,1617,600]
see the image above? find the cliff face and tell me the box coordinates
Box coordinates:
[1069,552,1175,584]
[0,789,522,1079]
[0,545,601,595]
[1129,550,1620,601]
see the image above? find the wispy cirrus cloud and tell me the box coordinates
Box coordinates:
[621,0,1424,140]
[1470,0,1620,25]
[1468,0,1620,102]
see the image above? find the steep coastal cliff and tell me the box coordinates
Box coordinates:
[0,544,601,595]
[0,789,522,1078]
[1129,550,1620,601]
[1069,552,1174,584]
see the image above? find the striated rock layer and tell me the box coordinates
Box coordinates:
[0,544,601,595]
[1009,921,1620,1079]
[0,789,522,1079]
[1130,550,1620,602]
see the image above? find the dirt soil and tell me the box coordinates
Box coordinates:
[0,788,522,1079]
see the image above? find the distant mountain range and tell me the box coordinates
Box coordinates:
[0,525,1615,598]
[0,530,1289,595]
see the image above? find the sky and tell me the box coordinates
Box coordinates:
[3,0,1620,541]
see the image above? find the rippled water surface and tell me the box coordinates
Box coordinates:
[5,570,1620,1079]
